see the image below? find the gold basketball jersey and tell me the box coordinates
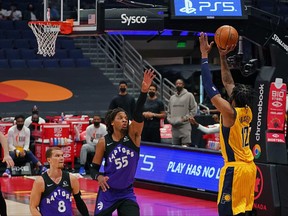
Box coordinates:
[220,106,254,163]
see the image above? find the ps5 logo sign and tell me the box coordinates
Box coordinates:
[180,0,196,14]
[179,0,237,15]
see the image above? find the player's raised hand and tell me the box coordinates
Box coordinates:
[199,32,214,56]
[218,44,236,57]
[141,69,156,93]
[3,154,14,167]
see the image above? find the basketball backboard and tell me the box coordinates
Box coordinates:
[43,0,100,34]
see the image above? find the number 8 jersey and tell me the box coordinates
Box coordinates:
[39,171,73,216]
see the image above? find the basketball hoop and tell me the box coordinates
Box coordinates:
[28,21,73,57]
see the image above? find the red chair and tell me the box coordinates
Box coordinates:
[35,123,75,169]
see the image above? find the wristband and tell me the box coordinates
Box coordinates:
[90,163,101,180]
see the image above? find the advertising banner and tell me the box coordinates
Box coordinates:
[105,8,165,30]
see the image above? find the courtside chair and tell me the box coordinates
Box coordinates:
[22,30,35,39]
[5,30,22,39]
[0,49,5,59]
[61,39,75,49]
[75,58,91,67]
[68,49,84,58]
[0,59,9,68]
[14,20,30,30]
[0,39,14,49]
[10,59,27,68]
[0,20,14,30]
[59,58,76,67]
[5,49,21,59]
[0,30,5,39]
[19,49,37,59]
[53,49,68,59]
[43,59,60,68]
[27,59,43,68]
[28,39,38,50]
[14,39,30,49]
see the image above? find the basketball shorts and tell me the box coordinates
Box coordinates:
[217,161,257,216]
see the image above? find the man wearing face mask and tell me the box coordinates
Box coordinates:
[28,113,42,154]
[24,105,46,128]
[167,79,197,147]
[108,81,136,120]
[2,115,47,177]
[142,84,166,143]
[78,115,107,176]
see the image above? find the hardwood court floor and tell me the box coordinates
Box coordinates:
[1,176,218,216]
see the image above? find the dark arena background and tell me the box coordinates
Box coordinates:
[0,0,288,215]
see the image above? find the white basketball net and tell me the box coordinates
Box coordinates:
[28,22,61,57]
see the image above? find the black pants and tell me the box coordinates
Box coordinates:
[0,191,7,216]
[96,199,139,216]
[142,126,161,143]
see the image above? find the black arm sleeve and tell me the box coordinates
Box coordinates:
[74,192,89,216]
[90,163,102,180]
[133,92,147,123]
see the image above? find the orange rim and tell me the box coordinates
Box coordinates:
[28,21,73,35]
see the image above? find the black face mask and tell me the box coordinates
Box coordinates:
[94,122,100,127]
[17,125,24,130]
[120,88,126,93]
[32,110,39,115]
[176,86,183,92]
[148,92,155,97]
[32,119,39,123]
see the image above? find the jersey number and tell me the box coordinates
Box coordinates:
[115,156,128,169]
[58,200,66,213]
[242,126,249,147]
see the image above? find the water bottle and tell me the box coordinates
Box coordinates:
[54,137,58,146]
[60,112,65,123]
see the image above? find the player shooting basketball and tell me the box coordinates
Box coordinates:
[199,31,257,216]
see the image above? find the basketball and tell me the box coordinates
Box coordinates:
[214,25,239,49]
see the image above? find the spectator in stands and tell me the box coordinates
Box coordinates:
[49,1,60,21]
[109,81,136,120]
[23,3,38,21]
[142,83,166,143]
[78,115,107,176]
[0,3,7,20]
[190,114,220,150]
[167,79,197,147]
[28,113,42,154]
[6,3,22,21]
[24,105,46,127]
[2,115,47,177]
[190,114,220,134]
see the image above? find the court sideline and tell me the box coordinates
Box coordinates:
[1,176,218,216]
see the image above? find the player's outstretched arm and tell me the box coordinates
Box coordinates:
[129,69,155,147]
[218,45,236,97]
[70,174,89,216]
[29,177,44,216]
[199,32,235,127]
